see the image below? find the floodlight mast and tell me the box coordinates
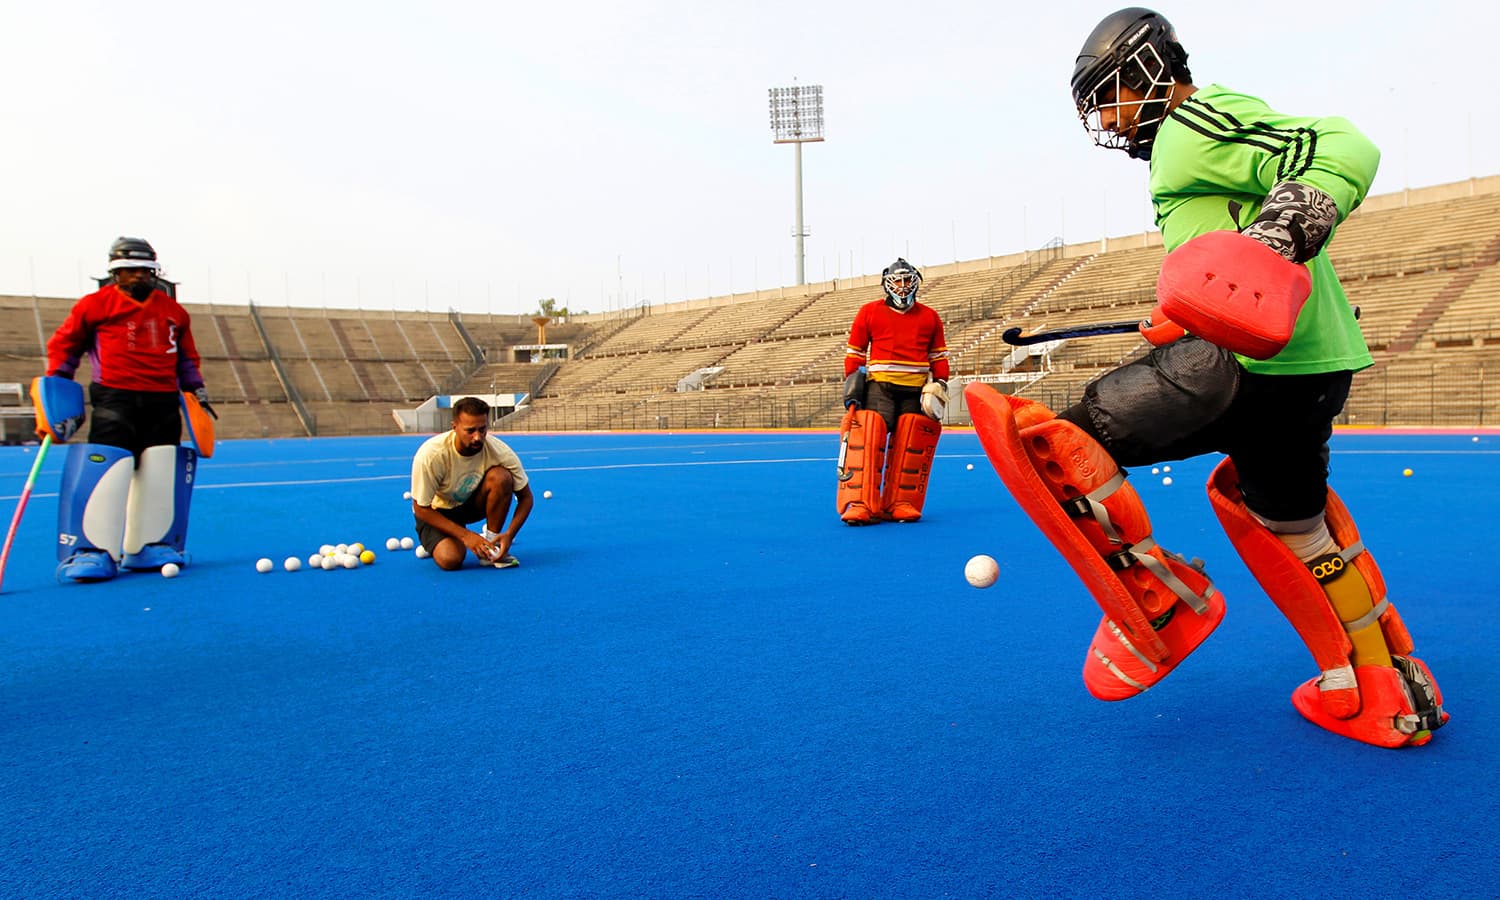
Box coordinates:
[768,84,824,286]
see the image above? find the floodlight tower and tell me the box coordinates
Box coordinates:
[769,83,824,286]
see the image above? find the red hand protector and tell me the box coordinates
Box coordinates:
[1156,230,1312,360]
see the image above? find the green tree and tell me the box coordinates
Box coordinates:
[536,297,585,318]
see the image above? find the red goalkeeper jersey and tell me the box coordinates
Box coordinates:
[46,284,205,393]
[844,299,950,387]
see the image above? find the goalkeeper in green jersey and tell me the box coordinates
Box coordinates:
[965,7,1447,748]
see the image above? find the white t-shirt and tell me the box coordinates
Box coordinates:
[410,431,528,510]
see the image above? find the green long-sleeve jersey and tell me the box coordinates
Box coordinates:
[1149,84,1377,374]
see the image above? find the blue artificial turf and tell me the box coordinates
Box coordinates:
[1,429,1496,898]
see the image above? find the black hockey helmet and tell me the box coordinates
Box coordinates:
[881,258,922,311]
[107,236,160,272]
[1071,8,1192,159]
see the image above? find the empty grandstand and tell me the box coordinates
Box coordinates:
[3,175,1497,442]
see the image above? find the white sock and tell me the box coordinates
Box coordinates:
[1252,510,1337,563]
[1276,521,1338,562]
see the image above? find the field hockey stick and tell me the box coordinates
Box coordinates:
[1000,303,1361,347]
[0,434,52,593]
[1001,319,1142,345]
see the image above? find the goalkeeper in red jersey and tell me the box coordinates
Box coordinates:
[836,258,949,525]
[963,7,1446,748]
[39,237,213,581]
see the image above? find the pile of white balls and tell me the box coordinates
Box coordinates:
[251,537,421,573]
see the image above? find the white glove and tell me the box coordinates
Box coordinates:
[920,379,948,420]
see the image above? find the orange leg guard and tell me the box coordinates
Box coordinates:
[1207,459,1448,747]
[836,408,887,525]
[965,383,1225,700]
[881,413,941,522]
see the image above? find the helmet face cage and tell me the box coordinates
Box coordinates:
[1075,39,1176,157]
[882,262,922,310]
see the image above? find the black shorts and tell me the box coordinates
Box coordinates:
[88,384,182,457]
[865,380,924,433]
[1060,336,1353,523]
[414,494,486,554]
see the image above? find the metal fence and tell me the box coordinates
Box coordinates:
[490,360,1499,432]
[1342,361,1497,426]
[494,383,846,432]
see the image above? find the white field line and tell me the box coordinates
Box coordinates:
[3,447,1496,501]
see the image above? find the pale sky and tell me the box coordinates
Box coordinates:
[4,0,1497,316]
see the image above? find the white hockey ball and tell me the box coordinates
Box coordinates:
[400,537,415,550]
[320,555,339,571]
[255,558,274,574]
[964,554,1000,589]
[161,563,180,578]
[284,556,302,572]
[543,490,553,499]
[386,537,400,551]
[415,545,430,559]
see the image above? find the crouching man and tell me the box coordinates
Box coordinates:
[411,396,533,570]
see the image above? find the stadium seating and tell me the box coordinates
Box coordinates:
[2,177,1498,442]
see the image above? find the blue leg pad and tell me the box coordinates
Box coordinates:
[121,445,197,570]
[56,443,134,582]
